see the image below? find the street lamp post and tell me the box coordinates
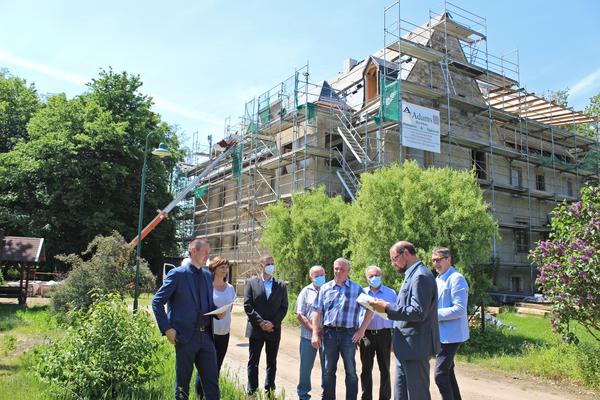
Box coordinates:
[133,133,170,312]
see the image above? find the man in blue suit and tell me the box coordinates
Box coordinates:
[152,238,222,400]
[371,241,441,400]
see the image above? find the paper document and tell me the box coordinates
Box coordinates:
[204,302,234,316]
[356,293,389,320]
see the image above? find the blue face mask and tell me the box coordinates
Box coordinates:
[313,275,326,287]
[369,275,382,288]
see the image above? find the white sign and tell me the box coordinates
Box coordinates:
[401,102,441,153]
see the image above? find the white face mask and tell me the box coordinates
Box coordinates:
[264,264,276,276]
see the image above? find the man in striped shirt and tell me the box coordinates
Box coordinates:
[311,258,374,400]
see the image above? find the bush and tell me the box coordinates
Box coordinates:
[51,232,154,313]
[35,293,165,399]
[530,185,600,344]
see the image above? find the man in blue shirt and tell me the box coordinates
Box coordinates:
[295,265,326,400]
[359,266,397,400]
[311,258,374,400]
[431,247,469,400]
[152,238,222,400]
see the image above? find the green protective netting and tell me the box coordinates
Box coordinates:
[244,99,257,135]
[297,102,316,123]
[374,77,400,125]
[258,93,271,127]
[232,143,244,181]
[539,149,600,172]
[193,185,207,198]
[280,74,297,118]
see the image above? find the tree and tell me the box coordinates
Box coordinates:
[0,69,182,270]
[344,161,498,307]
[260,186,349,294]
[0,69,41,152]
[530,185,600,344]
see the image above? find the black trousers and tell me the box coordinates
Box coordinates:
[434,342,462,400]
[359,328,392,400]
[247,335,281,394]
[214,333,230,374]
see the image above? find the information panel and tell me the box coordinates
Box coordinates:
[401,102,441,153]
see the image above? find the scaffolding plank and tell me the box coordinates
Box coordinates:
[386,37,444,63]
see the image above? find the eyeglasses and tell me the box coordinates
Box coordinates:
[431,257,447,263]
[216,265,229,270]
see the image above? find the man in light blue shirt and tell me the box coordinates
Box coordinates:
[312,258,374,400]
[432,247,469,400]
[295,265,326,400]
[359,266,397,400]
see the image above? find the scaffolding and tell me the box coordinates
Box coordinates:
[183,1,599,296]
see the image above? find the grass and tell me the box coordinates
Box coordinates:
[459,311,600,391]
[0,300,285,399]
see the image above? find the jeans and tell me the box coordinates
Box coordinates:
[174,330,219,400]
[434,343,462,400]
[298,336,324,400]
[322,328,358,400]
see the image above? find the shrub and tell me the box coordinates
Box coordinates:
[51,231,154,313]
[530,185,600,344]
[35,293,164,399]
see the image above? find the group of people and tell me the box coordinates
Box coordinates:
[152,238,469,400]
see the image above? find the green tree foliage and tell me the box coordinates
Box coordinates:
[530,185,600,344]
[344,161,498,306]
[0,69,182,270]
[51,232,154,313]
[260,186,349,293]
[0,70,41,152]
[36,293,164,399]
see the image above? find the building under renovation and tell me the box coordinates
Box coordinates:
[175,2,599,299]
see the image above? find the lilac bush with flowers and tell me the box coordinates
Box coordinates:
[530,185,600,344]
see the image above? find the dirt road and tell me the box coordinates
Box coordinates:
[224,304,597,400]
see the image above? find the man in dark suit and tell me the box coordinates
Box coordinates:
[244,255,289,397]
[371,241,441,400]
[152,238,222,400]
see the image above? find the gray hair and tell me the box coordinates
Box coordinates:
[309,265,324,276]
[365,265,381,277]
[334,257,350,270]
[432,247,452,259]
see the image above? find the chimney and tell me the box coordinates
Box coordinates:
[343,58,358,73]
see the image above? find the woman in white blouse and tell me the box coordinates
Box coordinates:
[208,257,236,373]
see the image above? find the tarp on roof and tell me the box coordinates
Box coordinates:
[1,236,46,263]
[307,80,351,110]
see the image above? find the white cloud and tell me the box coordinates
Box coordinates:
[570,67,600,97]
[0,49,222,125]
[0,49,87,85]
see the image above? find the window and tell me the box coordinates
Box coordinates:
[218,186,226,207]
[510,167,522,187]
[514,229,529,253]
[565,180,574,197]
[231,224,239,249]
[471,150,486,180]
[511,276,522,293]
[365,65,378,102]
[535,174,545,191]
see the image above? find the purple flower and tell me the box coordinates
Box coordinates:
[569,257,576,265]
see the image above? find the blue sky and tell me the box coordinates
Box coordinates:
[1,1,599,151]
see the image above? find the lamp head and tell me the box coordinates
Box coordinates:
[152,143,170,158]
